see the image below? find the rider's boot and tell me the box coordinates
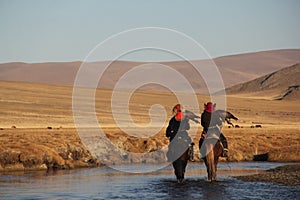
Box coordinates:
[220,133,229,158]
[198,137,205,158]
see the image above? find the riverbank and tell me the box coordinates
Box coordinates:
[236,164,300,186]
[1,80,300,172]
[0,128,101,171]
[1,127,300,172]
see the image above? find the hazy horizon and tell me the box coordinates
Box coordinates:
[1,0,299,63]
[0,48,299,64]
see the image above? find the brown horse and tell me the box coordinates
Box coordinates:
[201,110,237,182]
[203,136,223,182]
[167,136,191,183]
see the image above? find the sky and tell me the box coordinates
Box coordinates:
[0,0,299,63]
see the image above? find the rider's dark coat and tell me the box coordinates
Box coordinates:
[200,110,228,149]
[166,116,190,142]
[201,110,222,133]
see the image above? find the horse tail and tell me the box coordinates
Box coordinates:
[205,143,216,182]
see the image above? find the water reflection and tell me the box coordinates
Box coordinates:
[152,177,235,199]
[1,162,299,200]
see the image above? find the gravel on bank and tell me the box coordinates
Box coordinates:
[235,164,300,186]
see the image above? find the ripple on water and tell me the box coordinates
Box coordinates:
[0,162,299,200]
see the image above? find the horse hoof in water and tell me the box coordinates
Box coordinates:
[205,177,217,182]
[206,178,212,182]
[177,178,184,184]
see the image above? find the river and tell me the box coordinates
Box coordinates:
[1,162,299,200]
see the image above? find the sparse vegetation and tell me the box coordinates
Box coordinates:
[0,80,300,171]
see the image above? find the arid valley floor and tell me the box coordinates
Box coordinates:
[1,80,299,172]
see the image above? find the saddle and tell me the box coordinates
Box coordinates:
[166,136,190,162]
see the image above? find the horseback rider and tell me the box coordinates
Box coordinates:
[166,104,195,161]
[199,102,228,158]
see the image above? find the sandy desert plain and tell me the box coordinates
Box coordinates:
[0,78,299,172]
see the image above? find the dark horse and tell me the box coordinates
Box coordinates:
[169,136,191,183]
[167,110,199,183]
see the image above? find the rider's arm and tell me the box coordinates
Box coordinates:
[166,125,171,138]
[166,118,174,137]
[185,119,190,130]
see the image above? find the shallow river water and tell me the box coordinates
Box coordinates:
[1,162,299,200]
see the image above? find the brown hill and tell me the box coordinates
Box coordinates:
[0,49,300,94]
[226,63,300,100]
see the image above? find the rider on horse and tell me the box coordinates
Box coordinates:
[166,104,195,162]
[199,102,229,158]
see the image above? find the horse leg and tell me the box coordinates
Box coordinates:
[211,159,217,181]
[205,151,214,182]
[204,156,210,181]
[210,151,215,182]
[177,160,184,183]
[173,159,184,183]
[212,143,223,181]
[181,158,188,181]
[212,142,222,181]
[172,161,179,180]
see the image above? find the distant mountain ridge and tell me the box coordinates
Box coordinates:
[226,63,300,100]
[0,49,300,94]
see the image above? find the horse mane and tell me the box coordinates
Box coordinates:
[215,109,238,127]
[182,109,238,126]
[184,110,200,124]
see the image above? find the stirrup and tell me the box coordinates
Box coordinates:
[189,157,195,162]
[222,148,228,158]
[189,150,195,162]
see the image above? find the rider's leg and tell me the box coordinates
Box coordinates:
[199,137,204,149]
[220,133,228,157]
[199,131,206,149]
[198,134,205,158]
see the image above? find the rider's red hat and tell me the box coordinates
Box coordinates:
[173,104,181,112]
[204,102,214,113]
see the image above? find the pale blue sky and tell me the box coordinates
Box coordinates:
[0,0,299,63]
